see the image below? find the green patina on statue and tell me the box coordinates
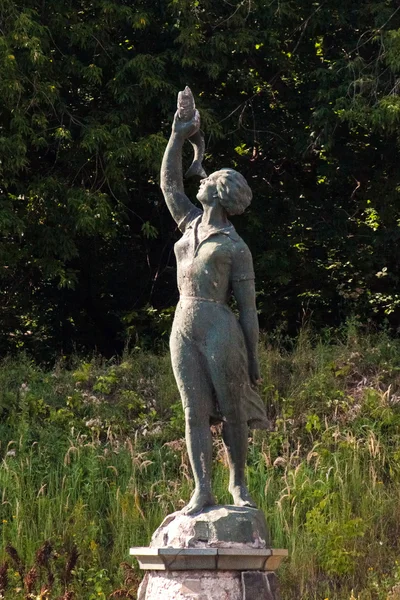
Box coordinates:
[160,88,269,516]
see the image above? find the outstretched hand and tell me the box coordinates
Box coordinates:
[172,109,200,139]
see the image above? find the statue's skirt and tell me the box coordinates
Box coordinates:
[170,297,269,429]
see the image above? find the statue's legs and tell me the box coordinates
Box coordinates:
[171,303,260,512]
[182,410,216,515]
[197,309,257,507]
[170,323,216,515]
[222,421,256,508]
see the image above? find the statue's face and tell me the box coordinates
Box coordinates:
[196,173,219,206]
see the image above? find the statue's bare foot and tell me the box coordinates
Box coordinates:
[230,484,256,508]
[181,490,216,515]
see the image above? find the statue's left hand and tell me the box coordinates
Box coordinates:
[249,358,262,386]
[172,109,200,139]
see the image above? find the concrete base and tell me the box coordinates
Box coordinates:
[129,546,287,571]
[131,506,287,600]
[137,570,281,600]
[138,570,242,600]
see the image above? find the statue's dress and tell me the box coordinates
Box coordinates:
[170,208,269,428]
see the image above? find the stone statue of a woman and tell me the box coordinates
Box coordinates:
[160,98,269,516]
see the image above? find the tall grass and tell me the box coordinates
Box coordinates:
[1,325,400,598]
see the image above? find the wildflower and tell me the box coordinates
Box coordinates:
[20,383,29,396]
[85,418,102,428]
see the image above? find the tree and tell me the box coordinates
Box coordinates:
[1,0,400,358]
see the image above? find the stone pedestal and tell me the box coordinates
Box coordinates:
[130,506,287,600]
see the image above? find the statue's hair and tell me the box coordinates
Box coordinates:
[213,169,252,216]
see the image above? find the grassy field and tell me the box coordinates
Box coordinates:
[1,323,400,599]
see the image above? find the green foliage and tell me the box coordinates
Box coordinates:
[305,507,366,576]
[1,0,400,355]
[1,328,400,598]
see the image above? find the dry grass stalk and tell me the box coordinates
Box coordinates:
[56,592,74,600]
[24,566,38,595]
[38,585,50,599]
[5,544,24,580]
[109,590,135,599]
[35,541,53,568]
[0,561,9,594]
[120,562,137,588]
[64,545,79,585]
[47,568,55,591]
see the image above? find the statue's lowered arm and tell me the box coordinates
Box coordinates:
[232,278,261,386]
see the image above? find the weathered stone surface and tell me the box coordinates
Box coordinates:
[151,505,270,549]
[161,548,217,571]
[180,578,202,594]
[242,571,276,600]
[217,548,271,571]
[138,571,280,600]
[130,546,289,572]
[265,572,281,600]
[139,570,282,600]
[264,550,288,571]
[137,572,149,600]
[130,548,217,570]
[143,571,242,600]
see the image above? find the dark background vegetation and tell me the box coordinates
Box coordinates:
[1,0,400,359]
[2,4,400,598]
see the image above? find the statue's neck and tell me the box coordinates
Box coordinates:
[200,203,229,229]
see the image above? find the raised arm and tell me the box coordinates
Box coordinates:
[160,111,199,227]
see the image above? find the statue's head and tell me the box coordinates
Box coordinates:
[197,169,252,215]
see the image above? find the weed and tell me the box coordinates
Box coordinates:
[1,325,400,598]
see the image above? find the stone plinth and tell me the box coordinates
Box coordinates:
[150,505,270,549]
[130,547,288,571]
[139,570,242,600]
[130,506,288,600]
